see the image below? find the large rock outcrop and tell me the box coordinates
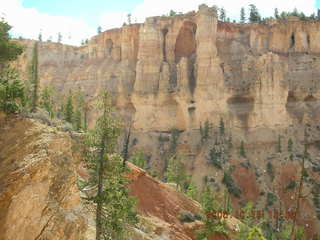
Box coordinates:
[12,4,320,238]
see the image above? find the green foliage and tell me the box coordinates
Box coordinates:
[30,42,39,112]
[266,162,274,181]
[169,128,180,154]
[276,135,282,153]
[222,172,241,198]
[178,211,198,223]
[0,20,24,63]
[169,10,177,16]
[186,182,199,200]
[0,67,24,113]
[279,224,305,240]
[82,91,137,240]
[200,120,210,142]
[130,149,147,170]
[240,7,246,23]
[286,180,296,190]
[97,26,102,34]
[274,8,279,19]
[39,86,55,118]
[219,7,226,22]
[236,202,266,240]
[239,140,246,158]
[249,4,261,22]
[196,187,229,240]
[219,117,225,136]
[165,154,189,191]
[288,138,293,152]
[64,92,73,123]
[266,192,277,207]
[208,147,222,169]
[0,20,24,113]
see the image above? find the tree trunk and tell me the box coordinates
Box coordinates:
[96,135,106,240]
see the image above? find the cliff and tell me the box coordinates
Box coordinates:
[12,4,320,238]
[0,113,241,240]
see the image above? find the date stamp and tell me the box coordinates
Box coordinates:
[207,209,296,220]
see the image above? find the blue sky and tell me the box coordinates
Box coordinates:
[22,0,143,27]
[1,0,318,46]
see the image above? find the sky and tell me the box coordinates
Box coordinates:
[1,0,319,46]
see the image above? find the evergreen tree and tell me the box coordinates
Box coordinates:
[73,89,85,131]
[40,86,55,118]
[57,32,62,43]
[317,9,320,19]
[249,4,261,22]
[30,42,39,112]
[97,26,102,34]
[0,19,24,113]
[169,10,177,16]
[196,187,228,239]
[65,91,73,123]
[38,31,42,41]
[219,117,225,136]
[288,138,293,152]
[130,149,147,170]
[186,183,199,201]
[82,91,137,240]
[240,7,246,23]
[277,135,282,153]
[240,140,246,158]
[219,7,226,22]
[127,14,132,25]
[165,154,189,191]
[274,8,279,19]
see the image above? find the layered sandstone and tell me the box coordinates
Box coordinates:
[12,3,320,238]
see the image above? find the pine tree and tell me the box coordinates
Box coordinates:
[82,91,137,240]
[38,31,42,41]
[97,26,102,34]
[288,138,293,152]
[240,7,246,23]
[57,32,62,43]
[30,42,39,112]
[219,7,226,22]
[165,154,189,191]
[40,86,55,118]
[65,92,73,123]
[186,183,198,201]
[240,140,246,158]
[274,8,279,19]
[277,135,282,153]
[249,4,261,22]
[196,187,228,239]
[127,14,132,25]
[73,89,85,131]
[219,117,225,136]
[130,149,147,170]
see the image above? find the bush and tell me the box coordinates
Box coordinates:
[266,192,277,207]
[30,108,51,125]
[178,211,196,223]
[222,172,241,198]
[286,180,296,190]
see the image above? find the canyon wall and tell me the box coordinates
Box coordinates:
[13,4,320,238]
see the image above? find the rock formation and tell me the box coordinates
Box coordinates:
[12,4,320,238]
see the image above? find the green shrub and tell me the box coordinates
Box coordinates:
[178,211,196,223]
[222,172,241,198]
[266,192,277,207]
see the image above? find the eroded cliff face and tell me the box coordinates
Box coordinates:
[0,114,87,240]
[13,4,320,237]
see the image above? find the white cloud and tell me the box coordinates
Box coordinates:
[99,0,317,30]
[1,0,95,46]
[1,0,317,45]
